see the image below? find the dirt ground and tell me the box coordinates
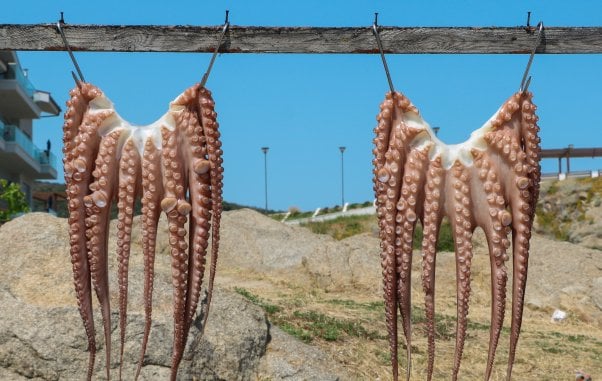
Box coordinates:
[213,211,602,380]
[216,270,601,380]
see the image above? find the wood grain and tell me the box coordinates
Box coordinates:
[1,24,601,54]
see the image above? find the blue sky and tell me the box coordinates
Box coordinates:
[3,1,602,211]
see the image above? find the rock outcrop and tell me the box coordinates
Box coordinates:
[218,209,382,292]
[0,212,349,380]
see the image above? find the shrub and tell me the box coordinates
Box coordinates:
[0,179,29,223]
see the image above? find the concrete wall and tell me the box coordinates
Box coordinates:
[19,119,32,139]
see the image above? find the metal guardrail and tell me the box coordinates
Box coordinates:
[4,62,35,98]
[284,205,377,225]
[0,122,58,172]
[541,170,600,180]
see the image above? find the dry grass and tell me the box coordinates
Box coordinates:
[218,257,602,380]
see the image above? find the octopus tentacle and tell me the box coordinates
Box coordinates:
[85,128,125,380]
[471,149,511,380]
[395,147,429,380]
[185,174,211,336]
[116,139,141,379]
[519,94,541,210]
[160,124,191,381]
[63,84,107,381]
[198,87,224,333]
[448,163,474,381]
[506,165,536,380]
[373,92,400,381]
[181,95,211,338]
[505,95,539,381]
[135,139,164,380]
[375,93,405,381]
[420,157,445,381]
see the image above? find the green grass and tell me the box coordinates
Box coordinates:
[535,204,571,241]
[301,214,456,252]
[412,219,455,252]
[410,306,456,341]
[291,310,383,341]
[234,287,384,343]
[279,322,313,343]
[234,287,282,314]
[301,214,376,240]
[324,299,383,311]
[535,177,602,243]
[285,210,315,220]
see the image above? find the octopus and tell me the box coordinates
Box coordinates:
[373,90,541,380]
[62,81,223,380]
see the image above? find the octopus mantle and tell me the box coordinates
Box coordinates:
[63,82,223,380]
[373,90,541,381]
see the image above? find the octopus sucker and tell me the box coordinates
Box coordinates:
[63,83,223,380]
[372,90,541,381]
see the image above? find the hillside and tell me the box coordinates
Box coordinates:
[536,176,602,250]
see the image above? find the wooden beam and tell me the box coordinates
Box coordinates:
[1,24,602,54]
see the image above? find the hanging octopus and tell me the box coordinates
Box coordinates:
[63,81,223,380]
[373,90,540,380]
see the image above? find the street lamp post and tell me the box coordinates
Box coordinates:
[261,147,269,213]
[339,146,346,207]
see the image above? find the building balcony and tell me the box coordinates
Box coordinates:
[0,62,60,119]
[0,121,58,180]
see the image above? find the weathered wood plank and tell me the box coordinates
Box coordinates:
[1,24,602,54]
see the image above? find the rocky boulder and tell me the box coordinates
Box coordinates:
[218,209,382,292]
[0,213,349,380]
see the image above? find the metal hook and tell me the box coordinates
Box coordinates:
[70,71,83,90]
[519,21,543,93]
[371,13,395,94]
[200,10,230,88]
[56,13,86,84]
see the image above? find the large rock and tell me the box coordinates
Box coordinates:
[257,327,346,381]
[219,209,382,292]
[523,236,602,324]
[0,213,349,380]
[0,286,268,381]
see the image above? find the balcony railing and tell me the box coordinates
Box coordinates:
[3,62,36,98]
[0,121,58,172]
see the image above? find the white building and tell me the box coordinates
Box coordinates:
[0,51,60,207]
